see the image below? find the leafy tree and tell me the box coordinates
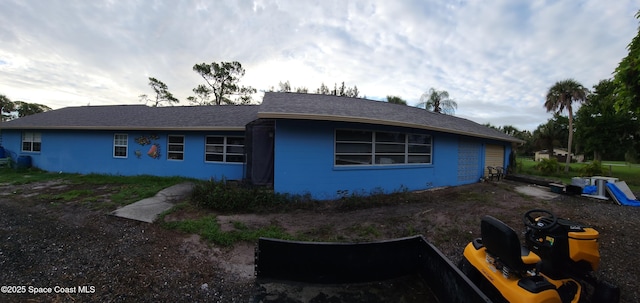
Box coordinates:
[515,130,534,156]
[316,83,330,95]
[345,85,360,98]
[267,81,309,93]
[613,10,640,114]
[482,122,499,130]
[139,77,179,107]
[315,82,359,97]
[277,81,291,92]
[494,125,534,156]
[500,125,520,137]
[0,95,51,121]
[575,79,639,161]
[189,61,256,105]
[418,88,458,115]
[295,86,309,93]
[13,101,51,117]
[386,95,407,105]
[333,82,344,96]
[0,94,15,121]
[544,79,588,172]
[532,114,568,155]
[269,81,359,97]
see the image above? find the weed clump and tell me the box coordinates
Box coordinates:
[534,158,561,175]
[190,179,309,212]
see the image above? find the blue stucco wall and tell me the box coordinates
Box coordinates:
[1,120,513,199]
[1,129,245,180]
[273,119,512,200]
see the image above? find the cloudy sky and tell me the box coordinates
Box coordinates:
[0,0,637,131]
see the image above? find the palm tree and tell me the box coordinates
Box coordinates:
[418,88,457,115]
[544,79,589,172]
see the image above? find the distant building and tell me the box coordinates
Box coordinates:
[534,148,584,163]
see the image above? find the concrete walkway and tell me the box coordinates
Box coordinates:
[111,182,195,223]
[514,185,559,200]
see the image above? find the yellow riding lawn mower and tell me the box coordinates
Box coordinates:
[459,209,620,303]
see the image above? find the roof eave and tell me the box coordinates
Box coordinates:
[1,126,247,131]
[257,112,523,143]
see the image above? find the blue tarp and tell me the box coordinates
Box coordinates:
[583,185,597,195]
[606,183,640,207]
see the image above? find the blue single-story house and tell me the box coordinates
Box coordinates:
[0,92,521,199]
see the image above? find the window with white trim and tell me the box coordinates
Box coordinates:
[167,135,185,160]
[113,134,128,158]
[22,132,42,152]
[335,129,431,166]
[205,136,245,163]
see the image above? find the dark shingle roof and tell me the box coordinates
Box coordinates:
[2,105,259,131]
[259,92,522,143]
[2,93,521,143]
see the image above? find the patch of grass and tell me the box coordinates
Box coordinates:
[51,189,94,201]
[458,191,492,204]
[0,168,193,207]
[430,225,469,246]
[517,158,640,191]
[348,223,381,239]
[161,215,295,246]
[299,224,341,242]
[81,175,192,206]
[157,201,194,219]
[403,224,418,236]
[0,167,68,184]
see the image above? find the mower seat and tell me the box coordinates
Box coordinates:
[481,216,541,274]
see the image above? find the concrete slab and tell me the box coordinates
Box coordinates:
[514,185,559,200]
[111,182,195,223]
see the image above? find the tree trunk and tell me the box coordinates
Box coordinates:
[565,109,573,173]
[593,151,602,162]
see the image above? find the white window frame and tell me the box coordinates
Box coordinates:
[205,136,245,163]
[167,135,185,160]
[21,132,42,152]
[334,129,432,166]
[113,133,128,158]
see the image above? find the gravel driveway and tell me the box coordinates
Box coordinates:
[1,179,639,302]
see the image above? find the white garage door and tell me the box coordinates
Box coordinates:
[484,144,504,177]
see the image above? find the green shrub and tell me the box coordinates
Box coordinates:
[534,158,561,175]
[190,179,308,212]
[580,160,603,177]
[161,215,294,246]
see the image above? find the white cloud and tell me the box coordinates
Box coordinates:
[0,0,637,131]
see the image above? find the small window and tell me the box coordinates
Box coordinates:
[167,135,185,160]
[205,136,245,163]
[113,134,128,158]
[22,132,42,152]
[335,130,373,165]
[407,134,431,164]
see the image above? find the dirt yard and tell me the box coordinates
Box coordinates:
[1,179,638,302]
